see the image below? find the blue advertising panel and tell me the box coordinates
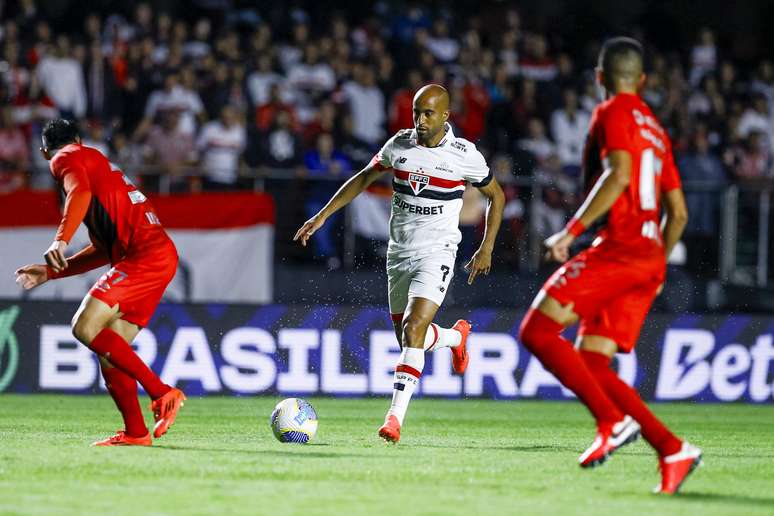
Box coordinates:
[1,301,772,403]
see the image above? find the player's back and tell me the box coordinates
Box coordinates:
[584,93,682,259]
[51,144,172,262]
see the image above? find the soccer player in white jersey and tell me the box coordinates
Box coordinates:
[295,84,505,442]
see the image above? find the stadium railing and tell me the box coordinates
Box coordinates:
[26,164,760,283]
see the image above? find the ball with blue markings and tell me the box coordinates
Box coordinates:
[270,398,319,444]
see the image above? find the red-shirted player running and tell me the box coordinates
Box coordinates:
[14,119,185,446]
[518,38,701,494]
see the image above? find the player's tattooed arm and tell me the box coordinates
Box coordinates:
[294,164,384,246]
[545,150,632,263]
[465,177,505,284]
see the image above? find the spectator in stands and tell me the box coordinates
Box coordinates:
[519,34,557,82]
[690,27,717,86]
[85,41,120,125]
[678,128,727,275]
[35,34,86,119]
[725,131,772,181]
[247,54,285,108]
[341,64,385,146]
[143,110,196,191]
[137,69,204,139]
[0,105,29,191]
[287,43,336,123]
[737,94,773,152]
[389,70,423,135]
[198,105,246,189]
[261,109,302,170]
[255,83,299,133]
[81,120,109,156]
[303,133,351,268]
[551,88,590,177]
[518,117,555,164]
[425,19,459,63]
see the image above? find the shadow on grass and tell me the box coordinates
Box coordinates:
[155,444,369,459]
[403,443,577,453]
[678,491,774,508]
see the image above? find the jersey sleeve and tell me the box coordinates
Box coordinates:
[368,133,397,171]
[599,104,635,156]
[660,139,682,193]
[461,147,492,187]
[53,154,92,244]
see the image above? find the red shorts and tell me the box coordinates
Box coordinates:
[89,240,178,327]
[544,243,664,352]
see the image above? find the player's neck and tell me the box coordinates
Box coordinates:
[417,128,446,148]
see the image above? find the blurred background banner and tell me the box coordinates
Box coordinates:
[1,300,772,403]
[0,191,275,303]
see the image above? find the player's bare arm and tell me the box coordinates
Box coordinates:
[545,150,632,262]
[661,188,688,258]
[465,177,505,284]
[293,164,383,246]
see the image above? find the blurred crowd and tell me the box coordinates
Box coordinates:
[1,1,773,272]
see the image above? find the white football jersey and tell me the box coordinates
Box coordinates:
[370,124,492,258]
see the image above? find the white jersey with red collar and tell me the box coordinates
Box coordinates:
[370,124,492,258]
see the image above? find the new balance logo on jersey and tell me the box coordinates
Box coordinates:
[408,173,430,195]
[397,157,408,164]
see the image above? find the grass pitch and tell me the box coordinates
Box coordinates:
[0,395,772,515]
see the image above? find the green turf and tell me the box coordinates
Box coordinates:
[0,395,772,515]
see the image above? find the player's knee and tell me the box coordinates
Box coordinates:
[71,313,100,344]
[402,317,428,348]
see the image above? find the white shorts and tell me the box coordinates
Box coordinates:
[387,248,456,317]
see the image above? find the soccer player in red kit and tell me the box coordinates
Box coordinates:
[14,119,185,446]
[518,38,701,494]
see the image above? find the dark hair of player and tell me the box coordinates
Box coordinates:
[42,118,80,151]
[597,37,644,90]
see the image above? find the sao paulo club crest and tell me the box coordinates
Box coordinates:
[408,172,430,195]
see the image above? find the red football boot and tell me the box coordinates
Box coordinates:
[92,430,152,447]
[378,415,401,443]
[150,388,186,438]
[579,415,641,468]
[654,442,702,494]
[450,320,471,374]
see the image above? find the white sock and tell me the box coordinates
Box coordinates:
[423,323,462,351]
[387,347,425,426]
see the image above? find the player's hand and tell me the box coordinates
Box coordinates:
[44,240,68,273]
[14,264,49,290]
[293,214,327,247]
[543,230,575,263]
[465,246,492,284]
[656,282,664,295]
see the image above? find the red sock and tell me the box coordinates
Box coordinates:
[519,309,623,426]
[581,349,683,457]
[100,363,148,438]
[90,328,170,400]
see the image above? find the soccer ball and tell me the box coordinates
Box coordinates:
[270,398,318,444]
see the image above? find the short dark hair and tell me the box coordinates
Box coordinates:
[598,37,644,72]
[42,118,79,150]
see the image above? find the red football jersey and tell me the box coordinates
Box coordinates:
[582,93,682,257]
[50,143,171,263]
